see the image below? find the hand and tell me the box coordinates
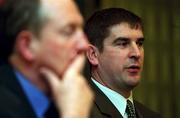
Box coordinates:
[40,54,94,118]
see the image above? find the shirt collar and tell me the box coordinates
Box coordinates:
[15,70,50,118]
[92,78,133,117]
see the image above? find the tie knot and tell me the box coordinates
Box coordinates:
[126,100,137,118]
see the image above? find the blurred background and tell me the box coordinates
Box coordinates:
[76,0,180,118]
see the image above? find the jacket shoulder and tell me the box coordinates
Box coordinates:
[134,101,161,118]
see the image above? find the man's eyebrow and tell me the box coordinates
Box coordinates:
[62,22,82,28]
[137,38,145,41]
[112,37,130,44]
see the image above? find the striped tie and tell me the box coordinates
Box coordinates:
[126,100,137,118]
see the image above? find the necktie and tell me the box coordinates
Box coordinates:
[44,103,59,118]
[126,100,137,118]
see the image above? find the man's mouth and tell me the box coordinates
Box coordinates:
[125,65,141,73]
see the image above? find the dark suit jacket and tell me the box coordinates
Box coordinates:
[0,64,37,118]
[88,79,161,118]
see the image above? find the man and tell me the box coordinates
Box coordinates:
[85,8,161,118]
[0,0,93,118]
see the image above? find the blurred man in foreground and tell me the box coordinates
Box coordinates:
[0,0,93,118]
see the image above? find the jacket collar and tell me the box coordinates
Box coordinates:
[89,79,123,118]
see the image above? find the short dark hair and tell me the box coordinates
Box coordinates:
[0,0,47,60]
[84,8,143,52]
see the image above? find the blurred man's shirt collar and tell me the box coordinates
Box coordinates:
[15,69,50,118]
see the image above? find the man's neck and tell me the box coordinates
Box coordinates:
[9,54,49,94]
[91,70,132,98]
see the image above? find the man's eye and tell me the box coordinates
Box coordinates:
[60,26,76,37]
[61,29,74,36]
[137,41,144,47]
[116,41,128,47]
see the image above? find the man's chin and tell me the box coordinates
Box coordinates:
[126,82,139,90]
[127,77,140,87]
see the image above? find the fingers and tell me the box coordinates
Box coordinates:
[64,54,85,78]
[39,54,86,95]
[40,68,62,95]
[39,54,94,118]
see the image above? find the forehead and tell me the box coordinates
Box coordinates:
[41,0,83,27]
[105,22,144,43]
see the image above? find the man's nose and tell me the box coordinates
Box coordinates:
[76,31,89,52]
[129,42,141,60]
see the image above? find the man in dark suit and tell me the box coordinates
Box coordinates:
[0,0,93,118]
[85,8,161,118]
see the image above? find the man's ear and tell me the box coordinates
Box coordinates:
[15,31,37,62]
[86,44,99,66]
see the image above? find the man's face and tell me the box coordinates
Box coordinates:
[32,0,88,76]
[97,22,144,90]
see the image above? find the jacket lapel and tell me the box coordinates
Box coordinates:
[89,79,123,118]
[0,64,37,118]
[134,101,144,118]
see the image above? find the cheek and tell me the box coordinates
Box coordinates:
[36,39,75,72]
[108,51,126,65]
[47,41,77,63]
[100,52,124,71]
[44,40,66,58]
